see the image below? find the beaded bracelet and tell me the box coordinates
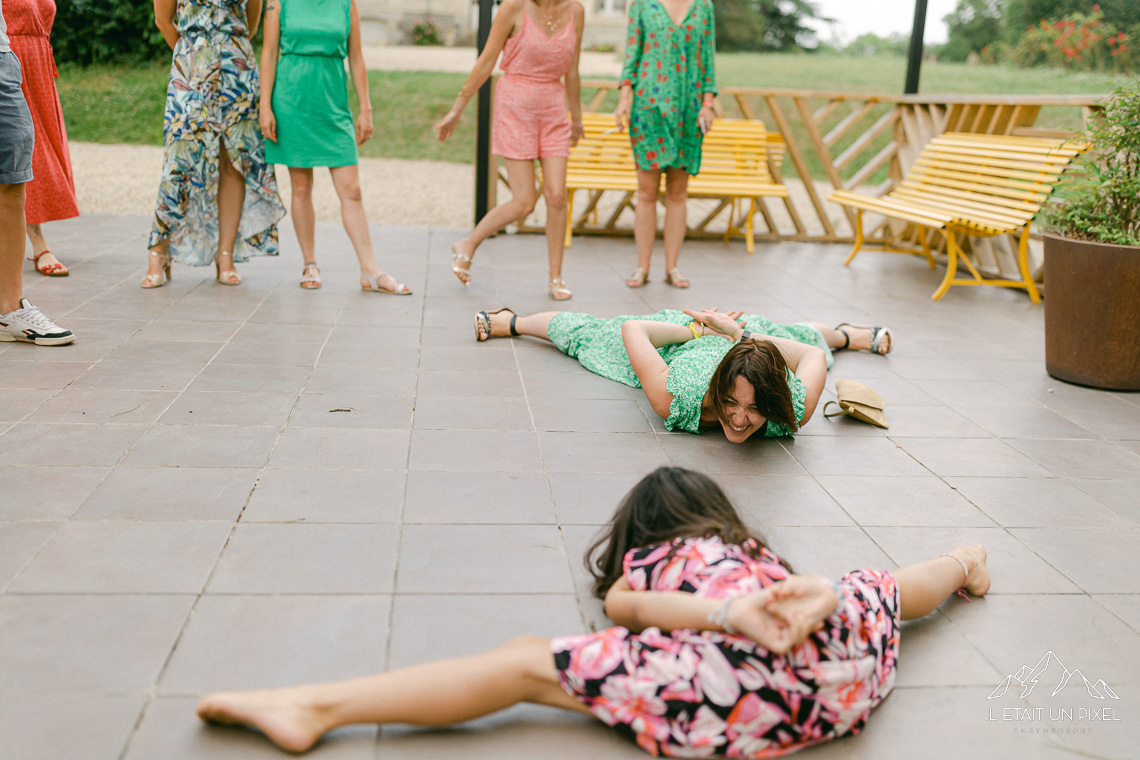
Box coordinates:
[707,597,738,634]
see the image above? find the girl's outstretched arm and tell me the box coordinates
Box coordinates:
[434,0,523,141]
[605,576,838,655]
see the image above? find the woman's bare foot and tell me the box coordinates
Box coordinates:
[197,688,327,753]
[948,545,990,596]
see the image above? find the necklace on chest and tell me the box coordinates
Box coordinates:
[532,0,562,33]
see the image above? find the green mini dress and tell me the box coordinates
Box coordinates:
[265,0,357,168]
[546,310,829,438]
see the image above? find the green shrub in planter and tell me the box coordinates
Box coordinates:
[1043,84,1140,247]
[1042,84,1140,391]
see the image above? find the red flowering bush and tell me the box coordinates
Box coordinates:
[1008,6,1139,72]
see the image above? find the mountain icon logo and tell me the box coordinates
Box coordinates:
[988,651,1120,700]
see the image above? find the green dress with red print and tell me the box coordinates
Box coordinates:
[619,0,717,175]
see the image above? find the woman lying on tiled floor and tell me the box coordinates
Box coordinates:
[475,306,893,440]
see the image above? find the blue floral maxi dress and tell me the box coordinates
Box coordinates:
[148,0,285,265]
[552,536,901,758]
[619,0,716,174]
[546,310,831,438]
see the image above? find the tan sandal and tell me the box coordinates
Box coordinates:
[834,323,893,355]
[361,272,412,295]
[300,261,321,289]
[474,307,517,342]
[665,267,690,288]
[452,245,472,286]
[215,252,241,286]
[29,249,68,277]
[548,278,572,301]
[141,250,171,289]
[625,267,649,288]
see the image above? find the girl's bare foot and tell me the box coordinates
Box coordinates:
[948,545,990,596]
[196,688,326,753]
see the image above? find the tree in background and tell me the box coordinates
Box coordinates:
[842,32,911,57]
[53,0,168,65]
[941,0,1002,61]
[715,0,769,52]
[715,0,831,52]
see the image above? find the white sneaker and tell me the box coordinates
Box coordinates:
[0,299,75,346]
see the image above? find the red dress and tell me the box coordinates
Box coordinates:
[7,0,78,225]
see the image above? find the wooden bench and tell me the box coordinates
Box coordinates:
[827,132,1087,302]
[565,113,788,253]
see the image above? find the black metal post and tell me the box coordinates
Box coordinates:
[904,0,928,95]
[474,0,494,223]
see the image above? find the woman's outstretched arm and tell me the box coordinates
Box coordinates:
[258,0,281,143]
[347,0,374,145]
[247,0,263,36]
[620,320,696,418]
[153,0,179,50]
[434,0,522,141]
[565,2,585,146]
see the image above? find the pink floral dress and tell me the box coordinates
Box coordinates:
[551,537,900,758]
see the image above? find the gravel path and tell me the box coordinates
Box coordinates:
[71,142,476,228]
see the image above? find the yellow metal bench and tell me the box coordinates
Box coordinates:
[827,132,1086,302]
[565,113,788,253]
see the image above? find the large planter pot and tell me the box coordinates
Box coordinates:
[1044,233,1140,391]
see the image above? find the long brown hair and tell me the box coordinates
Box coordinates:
[586,467,785,598]
[707,340,799,434]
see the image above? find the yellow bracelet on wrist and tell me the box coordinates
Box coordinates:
[689,322,703,340]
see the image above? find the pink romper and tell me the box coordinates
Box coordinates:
[492,7,577,160]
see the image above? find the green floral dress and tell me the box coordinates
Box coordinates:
[547,310,827,438]
[149,0,285,265]
[619,0,717,175]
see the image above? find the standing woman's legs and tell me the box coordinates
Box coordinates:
[538,155,570,298]
[25,224,67,274]
[0,184,26,314]
[662,167,689,286]
[288,167,317,267]
[451,158,538,283]
[215,139,246,282]
[629,167,661,285]
[328,164,408,292]
[197,635,590,753]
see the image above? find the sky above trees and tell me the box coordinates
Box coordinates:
[810,0,958,44]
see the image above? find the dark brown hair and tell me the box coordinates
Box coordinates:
[707,340,799,434]
[586,467,785,598]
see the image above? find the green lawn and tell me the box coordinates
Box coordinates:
[58,54,1126,173]
[58,63,474,163]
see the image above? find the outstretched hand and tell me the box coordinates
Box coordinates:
[724,577,839,655]
[434,108,462,142]
[683,308,746,341]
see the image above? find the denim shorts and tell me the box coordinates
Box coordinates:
[0,51,34,185]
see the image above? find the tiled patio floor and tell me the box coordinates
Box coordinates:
[2,215,1138,760]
